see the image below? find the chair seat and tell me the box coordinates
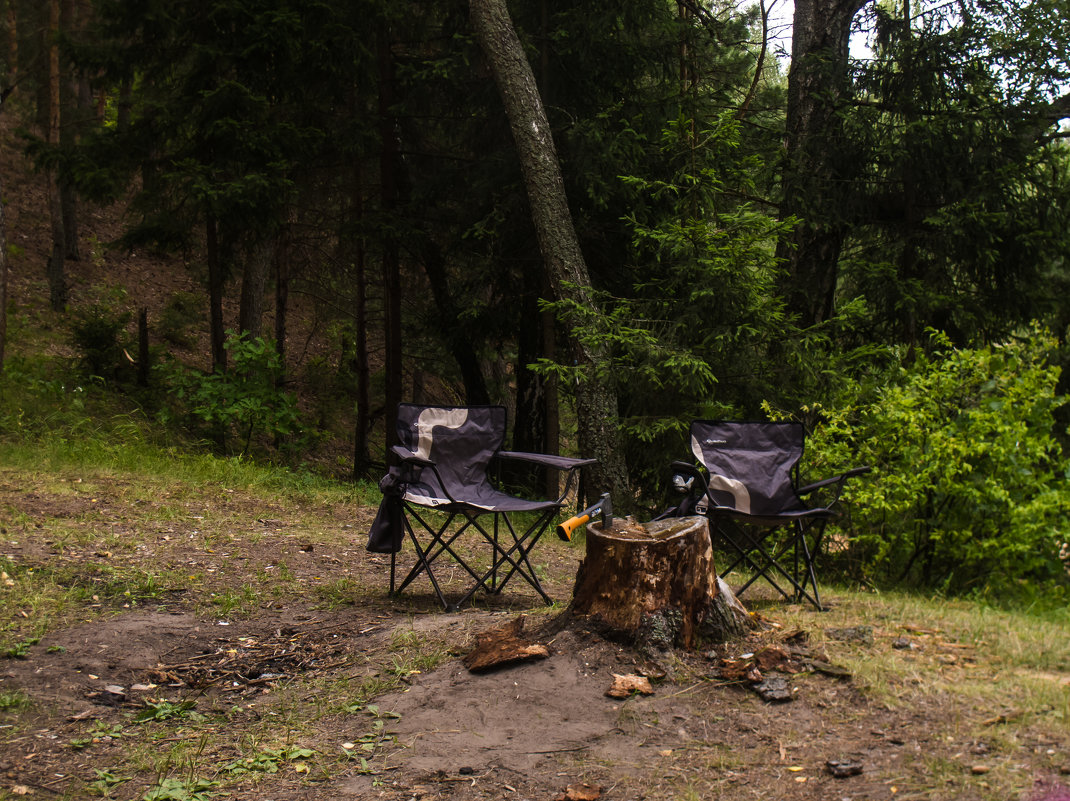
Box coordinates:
[402,485,561,513]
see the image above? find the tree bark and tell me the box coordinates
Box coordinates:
[469,0,628,503]
[206,215,227,373]
[378,22,402,456]
[346,157,371,479]
[238,235,272,339]
[776,0,867,328]
[570,516,746,648]
[46,0,67,311]
[0,136,8,372]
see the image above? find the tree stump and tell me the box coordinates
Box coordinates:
[569,516,746,649]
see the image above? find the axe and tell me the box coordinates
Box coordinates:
[555,492,612,541]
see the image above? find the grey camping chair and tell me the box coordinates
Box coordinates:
[664,420,870,610]
[367,403,596,610]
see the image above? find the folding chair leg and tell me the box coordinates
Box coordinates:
[466,510,554,605]
[715,518,825,610]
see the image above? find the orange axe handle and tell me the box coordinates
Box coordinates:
[555,493,611,541]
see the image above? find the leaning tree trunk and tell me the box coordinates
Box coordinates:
[570,516,747,649]
[469,0,629,504]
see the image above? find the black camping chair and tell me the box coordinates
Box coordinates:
[663,420,870,610]
[367,403,596,611]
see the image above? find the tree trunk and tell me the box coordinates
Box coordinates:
[206,215,227,373]
[60,0,82,262]
[0,144,8,372]
[378,22,402,456]
[238,235,272,339]
[570,516,746,649]
[5,1,16,85]
[776,0,867,328]
[274,228,290,372]
[137,308,149,386]
[346,158,371,479]
[418,239,490,405]
[469,0,628,504]
[46,0,67,311]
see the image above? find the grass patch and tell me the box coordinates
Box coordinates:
[0,688,32,711]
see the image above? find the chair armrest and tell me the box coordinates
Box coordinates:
[498,451,598,471]
[496,451,597,506]
[797,465,872,503]
[390,444,434,468]
[797,465,872,494]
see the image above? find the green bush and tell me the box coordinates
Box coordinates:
[803,330,1070,598]
[69,301,133,380]
[155,331,301,457]
[157,291,203,349]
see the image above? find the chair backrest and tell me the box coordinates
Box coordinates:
[396,404,506,499]
[690,420,806,516]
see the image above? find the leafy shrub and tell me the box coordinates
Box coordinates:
[69,301,132,380]
[803,330,1070,597]
[157,291,203,349]
[155,331,301,457]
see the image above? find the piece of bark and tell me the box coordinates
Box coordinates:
[605,673,654,699]
[751,676,793,703]
[556,783,601,801]
[462,615,549,673]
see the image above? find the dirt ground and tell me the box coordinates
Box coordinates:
[2,477,1069,801]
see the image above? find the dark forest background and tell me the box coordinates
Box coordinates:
[1,0,1068,601]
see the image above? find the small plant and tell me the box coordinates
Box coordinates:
[69,297,133,380]
[157,291,203,350]
[340,703,401,759]
[208,584,259,617]
[315,577,360,609]
[134,699,204,724]
[0,689,32,710]
[3,636,41,659]
[221,746,314,775]
[141,777,218,801]
[70,720,125,750]
[86,769,128,797]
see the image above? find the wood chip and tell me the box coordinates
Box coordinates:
[462,616,550,673]
[555,783,601,800]
[605,674,654,699]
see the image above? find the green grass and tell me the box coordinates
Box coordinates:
[0,689,32,711]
